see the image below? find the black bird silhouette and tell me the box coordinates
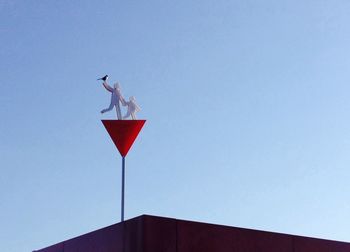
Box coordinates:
[97,75,108,81]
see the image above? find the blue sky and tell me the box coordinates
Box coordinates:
[1,1,350,251]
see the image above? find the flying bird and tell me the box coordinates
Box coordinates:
[97,75,108,81]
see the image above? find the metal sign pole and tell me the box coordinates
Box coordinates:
[121,156,125,222]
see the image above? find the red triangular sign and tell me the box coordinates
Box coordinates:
[102,120,146,157]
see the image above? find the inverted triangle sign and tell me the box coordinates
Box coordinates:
[102,120,146,157]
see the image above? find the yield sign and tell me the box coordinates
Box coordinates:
[102,120,146,157]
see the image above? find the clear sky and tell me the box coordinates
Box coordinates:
[1,1,350,251]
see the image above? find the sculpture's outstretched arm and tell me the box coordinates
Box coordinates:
[102,82,113,92]
[120,96,127,106]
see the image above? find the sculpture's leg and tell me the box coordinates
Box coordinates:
[131,112,136,120]
[116,102,122,120]
[123,110,131,119]
[101,101,115,113]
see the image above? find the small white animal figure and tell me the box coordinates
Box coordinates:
[123,96,141,120]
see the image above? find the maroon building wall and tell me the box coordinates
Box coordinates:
[34,215,350,252]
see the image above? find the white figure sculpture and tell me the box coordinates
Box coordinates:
[100,81,126,120]
[123,96,141,120]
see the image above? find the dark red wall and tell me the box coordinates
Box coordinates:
[34,215,350,252]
